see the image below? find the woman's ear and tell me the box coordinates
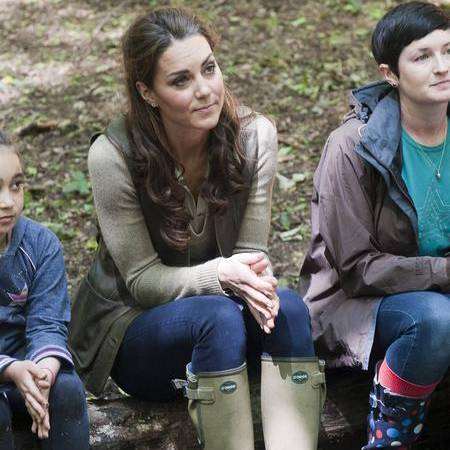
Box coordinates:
[379,64,399,88]
[136,81,158,108]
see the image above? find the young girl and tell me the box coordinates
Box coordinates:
[0,131,89,449]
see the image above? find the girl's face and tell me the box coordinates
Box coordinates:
[139,34,225,134]
[0,150,24,238]
[396,29,450,105]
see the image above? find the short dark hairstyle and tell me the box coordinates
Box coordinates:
[371,1,450,75]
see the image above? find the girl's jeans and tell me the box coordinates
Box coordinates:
[111,288,315,401]
[370,291,450,385]
[0,369,89,450]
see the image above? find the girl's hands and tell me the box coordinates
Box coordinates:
[32,371,51,439]
[32,357,60,439]
[3,360,49,432]
[218,253,278,333]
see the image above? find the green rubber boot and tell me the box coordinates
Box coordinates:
[261,356,326,450]
[174,362,254,450]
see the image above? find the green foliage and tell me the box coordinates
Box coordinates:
[85,238,98,251]
[26,166,38,177]
[368,5,385,20]
[42,221,77,241]
[291,17,306,27]
[63,171,90,196]
[343,0,362,15]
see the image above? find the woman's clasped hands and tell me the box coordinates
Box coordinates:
[3,360,52,439]
[218,252,279,333]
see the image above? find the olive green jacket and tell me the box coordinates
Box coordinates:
[69,114,277,395]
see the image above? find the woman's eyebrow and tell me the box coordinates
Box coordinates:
[167,52,214,78]
[201,53,214,66]
[11,172,24,181]
[0,173,23,184]
[415,41,450,52]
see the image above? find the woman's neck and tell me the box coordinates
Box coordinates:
[162,121,210,198]
[400,96,448,146]
[163,121,209,169]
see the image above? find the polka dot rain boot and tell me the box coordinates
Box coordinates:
[362,366,430,449]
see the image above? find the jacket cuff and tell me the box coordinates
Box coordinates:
[29,346,74,368]
[195,257,225,296]
[0,355,18,375]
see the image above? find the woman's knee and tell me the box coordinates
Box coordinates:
[277,288,311,328]
[49,371,87,419]
[413,293,450,357]
[200,296,246,339]
[266,289,315,358]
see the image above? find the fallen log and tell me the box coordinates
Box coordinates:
[12,371,449,449]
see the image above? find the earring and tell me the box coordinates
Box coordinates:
[143,96,158,108]
[390,81,398,88]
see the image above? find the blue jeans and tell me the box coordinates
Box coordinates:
[111,288,314,401]
[0,369,89,450]
[370,291,450,385]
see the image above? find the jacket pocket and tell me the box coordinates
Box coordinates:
[68,277,132,373]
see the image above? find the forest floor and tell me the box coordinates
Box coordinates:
[0,0,447,281]
[1,0,403,289]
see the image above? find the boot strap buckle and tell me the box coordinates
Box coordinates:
[311,372,326,387]
[172,379,215,401]
[171,378,187,391]
[185,386,215,402]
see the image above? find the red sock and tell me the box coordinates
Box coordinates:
[378,359,439,398]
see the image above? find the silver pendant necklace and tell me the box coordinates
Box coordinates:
[414,122,447,181]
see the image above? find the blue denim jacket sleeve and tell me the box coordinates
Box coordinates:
[0,355,19,374]
[24,229,73,367]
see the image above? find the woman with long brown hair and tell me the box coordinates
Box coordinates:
[69,7,324,450]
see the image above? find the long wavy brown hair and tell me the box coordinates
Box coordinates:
[122,7,248,251]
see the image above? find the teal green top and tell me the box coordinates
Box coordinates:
[401,120,450,256]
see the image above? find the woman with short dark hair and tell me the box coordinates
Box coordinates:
[70,7,324,450]
[300,2,450,449]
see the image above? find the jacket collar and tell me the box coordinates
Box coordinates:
[3,216,27,257]
[350,81,402,171]
[350,81,419,236]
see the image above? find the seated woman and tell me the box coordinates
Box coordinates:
[300,2,450,449]
[69,7,325,450]
[0,131,89,449]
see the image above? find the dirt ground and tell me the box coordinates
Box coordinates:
[0,0,447,292]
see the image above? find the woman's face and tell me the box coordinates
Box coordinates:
[0,150,24,238]
[145,34,225,134]
[397,28,450,105]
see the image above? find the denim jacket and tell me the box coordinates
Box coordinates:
[0,216,73,377]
